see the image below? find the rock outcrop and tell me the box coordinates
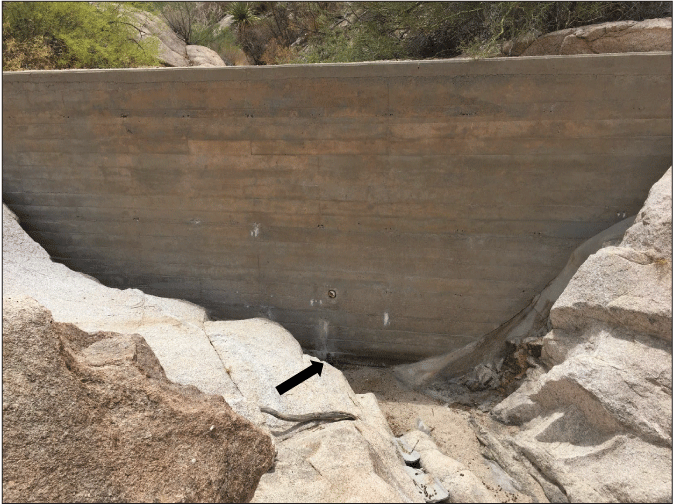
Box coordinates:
[186,45,229,67]
[2,204,248,416]
[125,9,228,67]
[393,216,636,392]
[509,17,672,56]
[206,319,422,502]
[489,168,672,502]
[2,295,274,503]
[400,430,498,503]
[3,204,422,502]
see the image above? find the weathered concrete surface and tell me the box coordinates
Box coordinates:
[392,215,636,390]
[2,53,672,363]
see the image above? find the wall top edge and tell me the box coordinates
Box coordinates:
[2,51,672,83]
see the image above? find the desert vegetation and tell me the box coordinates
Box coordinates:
[3,1,672,69]
[2,2,159,70]
[156,1,242,58]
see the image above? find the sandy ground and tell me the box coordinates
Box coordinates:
[339,364,534,503]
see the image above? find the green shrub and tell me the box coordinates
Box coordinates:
[459,1,673,57]
[2,2,159,70]
[227,2,267,63]
[208,26,248,64]
[300,1,672,63]
[156,1,232,47]
[3,19,56,71]
[228,2,261,30]
[158,1,202,45]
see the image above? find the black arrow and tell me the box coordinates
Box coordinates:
[275,360,324,395]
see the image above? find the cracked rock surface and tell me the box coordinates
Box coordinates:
[124,8,228,67]
[3,204,421,502]
[2,295,274,502]
[491,167,672,502]
[518,17,672,56]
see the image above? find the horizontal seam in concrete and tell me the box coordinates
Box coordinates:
[2,196,646,211]
[5,53,671,362]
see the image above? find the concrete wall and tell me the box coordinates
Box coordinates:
[3,53,672,364]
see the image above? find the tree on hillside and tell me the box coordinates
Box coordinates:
[2,2,161,70]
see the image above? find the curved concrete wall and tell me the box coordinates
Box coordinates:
[3,53,672,364]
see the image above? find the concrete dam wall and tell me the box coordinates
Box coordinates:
[3,53,672,364]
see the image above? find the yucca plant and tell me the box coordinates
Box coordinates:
[228,2,260,32]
